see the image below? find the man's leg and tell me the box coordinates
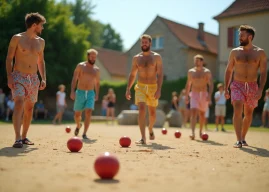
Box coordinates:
[22,100,35,140]
[241,105,254,142]
[232,101,244,142]
[74,111,82,129]
[199,110,206,135]
[13,97,24,140]
[215,116,219,130]
[221,116,225,130]
[137,102,147,143]
[261,111,265,127]
[83,109,92,136]
[148,106,156,140]
[190,108,198,138]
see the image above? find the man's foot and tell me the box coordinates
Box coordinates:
[215,128,219,132]
[22,138,34,145]
[74,123,82,136]
[82,134,89,140]
[135,138,146,144]
[233,141,242,148]
[149,132,155,140]
[242,140,248,146]
[189,135,195,140]
[221,128,226,132]
[13,140,23,148]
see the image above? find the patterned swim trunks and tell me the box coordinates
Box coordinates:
[11,71,40,103]
[134,82,158,107]
[230,80,258,109]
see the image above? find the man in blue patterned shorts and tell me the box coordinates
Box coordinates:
[70,49,100,139]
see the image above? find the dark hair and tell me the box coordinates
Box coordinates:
[25,12,46,29]
[239,25,255,40]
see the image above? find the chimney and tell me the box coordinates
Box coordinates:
[198,22,205,41]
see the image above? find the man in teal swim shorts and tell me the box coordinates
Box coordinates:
[70,49,100,139]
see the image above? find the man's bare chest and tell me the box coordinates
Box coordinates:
[235,51,259,64]
[137,56,156,68]
[17,38,42,55]
[191,71,207,80]
[80,67,96,78]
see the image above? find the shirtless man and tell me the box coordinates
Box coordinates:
[185,55,213,140]
[126,34,163,144]
[224,25,267,148]
[70,49,100,139]
[6,13,46,148]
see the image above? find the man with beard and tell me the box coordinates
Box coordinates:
[185,55,213,140]
[70,49,100,139]
[6,13,47,148]
[225,25,267,148]
[126,34,163,144]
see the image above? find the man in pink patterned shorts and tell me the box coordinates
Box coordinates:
[185,55,213,140]
[225,25,267,148]
[6,13,47,148]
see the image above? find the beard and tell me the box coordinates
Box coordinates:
[141,45,150,52]
[88,59,95,65]
[240,39,249,46]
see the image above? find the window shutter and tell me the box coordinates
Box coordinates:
[227,27,234,48]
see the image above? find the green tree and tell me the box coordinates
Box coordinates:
[101,24,123,51]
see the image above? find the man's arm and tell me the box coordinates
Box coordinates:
[6,35,19,76]
[156,54,164,91]
[37,39,46,81]
[126,56,138,91]
[207,71,213,97]
[259,50,267,91]
[185,70,192,96]
[224,50,235,90]
[71,65,80,92]
[94,68,100,101]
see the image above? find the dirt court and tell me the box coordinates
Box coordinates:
[0,123,269,192]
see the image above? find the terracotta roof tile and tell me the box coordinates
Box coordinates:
[214,0,269,19]
[96,48,127,77]
[160,16,218,54]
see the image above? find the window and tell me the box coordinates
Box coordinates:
[151,36,164,50]
[227,27,240,48]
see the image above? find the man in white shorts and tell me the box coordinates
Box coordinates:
[214,83,226,131]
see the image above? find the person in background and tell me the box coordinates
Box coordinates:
[0,88,5,117]
[53,84,67,124]
[171,91,178,111]
[262,88,269,128]
[214,83,227,131]
[106,88,116,124]
[6,95,15,121]
[34,100,48,119]
[101,95,108,116]
[178,89,187,127]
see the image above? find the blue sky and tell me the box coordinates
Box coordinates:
[70,0,235,50]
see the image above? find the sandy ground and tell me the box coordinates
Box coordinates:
[0,123,269,192]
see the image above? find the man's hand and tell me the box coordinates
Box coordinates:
[7,76,14,89]
[224,89,230,99]
[207,95,212,104]
[154,89,161,99]
[185,96,189,104]
[125,90,131,100]
[39,80,46,90]
[70,91,75,100]
[256,88,263,100]
[95,94,99,101]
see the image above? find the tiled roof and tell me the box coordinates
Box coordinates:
[214,0,269,19]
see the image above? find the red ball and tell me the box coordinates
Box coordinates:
[162,128,167,135]
[67,137,83,152]
[119,136,131,147]
[94,152,120,179]
[201,133,209,141]
[66,126,71,133]
[175,130,181,138]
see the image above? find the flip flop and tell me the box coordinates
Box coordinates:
[135,139,146,145]
[13,140,23,148]
[22,138,34,145]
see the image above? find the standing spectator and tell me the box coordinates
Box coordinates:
[6,95,14,121]
[171,91,178,111]
[262,89,269,127]
[34,100,48,119]
[53,84,67,124]
[0,88,5,117]
[106,88,116,124]
[214,83,226,132]
[101,96,108,116]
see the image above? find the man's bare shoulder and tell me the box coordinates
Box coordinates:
[188,67,196,72]
[77,62,86,67]
[37,36,45,42]
[94,66,100,71]
[253,45,265,55]
[12,33,24,41]
[203,67,211,73]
